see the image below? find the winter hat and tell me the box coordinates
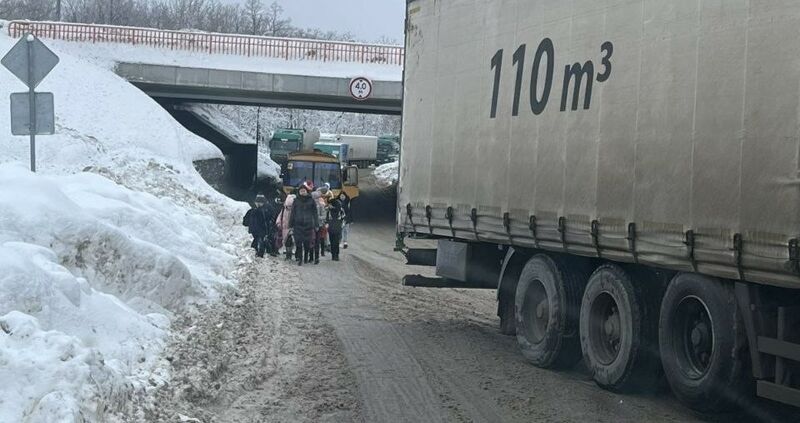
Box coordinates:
[319,182,331,194]
[301,181,314,192]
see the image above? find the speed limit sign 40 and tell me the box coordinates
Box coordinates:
[349,77,373,101]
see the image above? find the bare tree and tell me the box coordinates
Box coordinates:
[4,0,370,44]
[243,0,263,35]
[263,1,290,36]
[0,0,54,21]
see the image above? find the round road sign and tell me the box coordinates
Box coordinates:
[349,77,373,101]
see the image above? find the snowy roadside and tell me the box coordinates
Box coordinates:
[0,24,250,422]
[0,19,364,422]
[136,251,363,423]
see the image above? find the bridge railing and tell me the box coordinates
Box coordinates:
[7,20,405,66]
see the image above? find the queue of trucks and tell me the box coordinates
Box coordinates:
[268,128,399,169]
[398,0,800,412]
[265,129,397,199]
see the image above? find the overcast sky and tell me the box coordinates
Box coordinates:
[228,0,406,43]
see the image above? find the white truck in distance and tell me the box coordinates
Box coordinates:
[335,134,378,168]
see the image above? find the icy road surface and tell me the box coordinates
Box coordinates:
[145,173,795,423]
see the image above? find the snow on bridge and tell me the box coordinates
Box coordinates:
[7,21,404,113]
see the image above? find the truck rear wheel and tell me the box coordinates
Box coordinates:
[580,265,660,392]
[659,274,748,412]
[515,255,584,369]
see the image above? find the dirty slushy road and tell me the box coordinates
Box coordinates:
[148,173,792,423]
[295,173,792,423]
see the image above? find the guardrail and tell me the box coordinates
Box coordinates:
[7,20,404,66]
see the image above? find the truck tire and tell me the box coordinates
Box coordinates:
[580,265,660,392]
[515,254,585,369]
[499,295,516,335]
[659,273,748,413]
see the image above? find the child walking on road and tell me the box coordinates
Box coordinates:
[338,192,353,249]
[327,195,347,261]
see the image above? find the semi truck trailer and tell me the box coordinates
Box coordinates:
[398,0,800,412]
[336,134,378,168]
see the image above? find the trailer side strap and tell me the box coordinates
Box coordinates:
[406,203,415,232]
[503,212,512,243]
[733,233,745,280]
[591,220,601,258]
[529,215,539,248]
[627,222,638,263]
[558,217,567,251]
[684,230,697,271]
[471,208,479,241]
[789,238,800,275]
[446,206,455,237]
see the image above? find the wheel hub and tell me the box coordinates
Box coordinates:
[536,300,547,319]
[588,293,623,365]
[522,280,550,344]
[672,297,714,380]
[604,307,620,338]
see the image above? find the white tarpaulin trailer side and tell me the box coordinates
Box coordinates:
[337,134,378,162]
[399,0,800,288]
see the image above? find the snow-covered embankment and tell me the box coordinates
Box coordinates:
[0,22,246,422]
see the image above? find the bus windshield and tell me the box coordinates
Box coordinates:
[315,162,342,189]
[284,161,342,189]
[284,161,314,187]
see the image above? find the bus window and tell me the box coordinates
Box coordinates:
[284,161,314,187]
[315,162,342,189]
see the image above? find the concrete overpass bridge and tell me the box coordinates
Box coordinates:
[7,21,404,115]
[115,62,402,115]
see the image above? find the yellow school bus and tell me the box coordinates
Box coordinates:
[282,151,359,199]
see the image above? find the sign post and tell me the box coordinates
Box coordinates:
[2,34,59,172]
[26,34,36,172]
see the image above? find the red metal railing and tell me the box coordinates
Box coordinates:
[7,20,405,66]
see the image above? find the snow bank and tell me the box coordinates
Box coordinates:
[0,310,131,423]
[0,163,239,421]
[0,24,249,422]
[258,150,281,180]
[374,161,399,188]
